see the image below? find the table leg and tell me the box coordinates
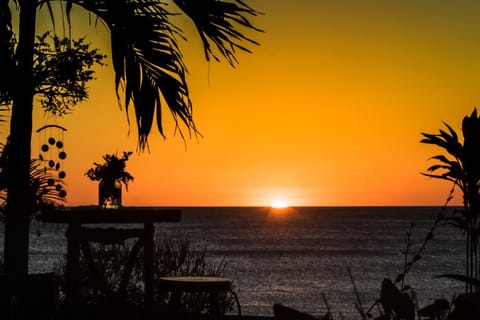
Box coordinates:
[65,223,81,305]
[169,290,181,320]
[210,291,226,320]
[144,222,154,320]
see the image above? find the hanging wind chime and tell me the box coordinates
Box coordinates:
[36,124,68,198]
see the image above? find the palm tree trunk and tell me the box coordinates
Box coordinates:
[4,0,37,278]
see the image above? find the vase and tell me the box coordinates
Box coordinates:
[98,179,122,209]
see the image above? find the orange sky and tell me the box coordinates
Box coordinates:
[8,1,480,206]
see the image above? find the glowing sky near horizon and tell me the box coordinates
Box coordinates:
[6,0,480,207]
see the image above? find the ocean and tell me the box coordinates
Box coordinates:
[0,206,466,319]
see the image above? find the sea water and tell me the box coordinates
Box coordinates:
[0,206,466,318]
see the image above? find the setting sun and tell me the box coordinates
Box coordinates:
[270,201,289,209]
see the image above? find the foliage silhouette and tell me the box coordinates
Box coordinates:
[85,151,134,207]
[1,30,105,112]
[341,109,480,319]
[33,32,106,116]
[0,0,261,276]
[0,137,66,220]
[85,151,134,189]
[352,108,480,319]
[421,108,480,293]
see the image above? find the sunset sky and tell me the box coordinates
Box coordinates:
[8,1,480,207]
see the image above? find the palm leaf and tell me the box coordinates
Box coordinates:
[421,126,462,158]
[29,159,66,205]
[173,0,262,66]
[63,0,260,149]
[421,158,465,185]
[421,173,457,184]
[439,127,462,157]
[69,0,194,149]
[0,141,65,217]
[425,164,450,173]
[442,121,458,143]
[420,133,449,149]
[435,273,480,288]
[429,155,453,165]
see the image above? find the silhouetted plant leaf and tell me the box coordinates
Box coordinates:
[0,138,65,217]
[421,172,457,184]
[418,299,449,318]
[68,0,261,149]
[430,155,450,164]
[394,274,404,283]
[435,273,480,287]
[173,0,262,66]
[380,278,415,320]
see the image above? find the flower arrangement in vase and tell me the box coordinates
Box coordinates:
[85,151,134,208]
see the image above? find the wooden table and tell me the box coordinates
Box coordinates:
[38,206,181,319]
[158,276,233,320]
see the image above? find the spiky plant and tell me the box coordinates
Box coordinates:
[421,108,480,293]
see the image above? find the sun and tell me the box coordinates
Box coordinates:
[270,200,289,209]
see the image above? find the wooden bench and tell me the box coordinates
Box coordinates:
[159,276,233,320]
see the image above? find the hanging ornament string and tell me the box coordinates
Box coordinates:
[36,124,68,198]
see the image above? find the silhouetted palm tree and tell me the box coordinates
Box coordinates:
[0,0,260,277]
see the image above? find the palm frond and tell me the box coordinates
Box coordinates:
[439,128,462,157]
[435,273,480,288]
[420,172,457,184]
[174,0,262,66]
[421,125,462,158]
[68,0,195,149]
[442,121,458,142]
[1,141,65,217]
[425,164,450,173]
[420,133,448,148]
[429,155,453,165]
[37,1,56,30]
[29,159,67,205]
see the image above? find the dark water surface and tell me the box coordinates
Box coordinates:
[0,206,465,318]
